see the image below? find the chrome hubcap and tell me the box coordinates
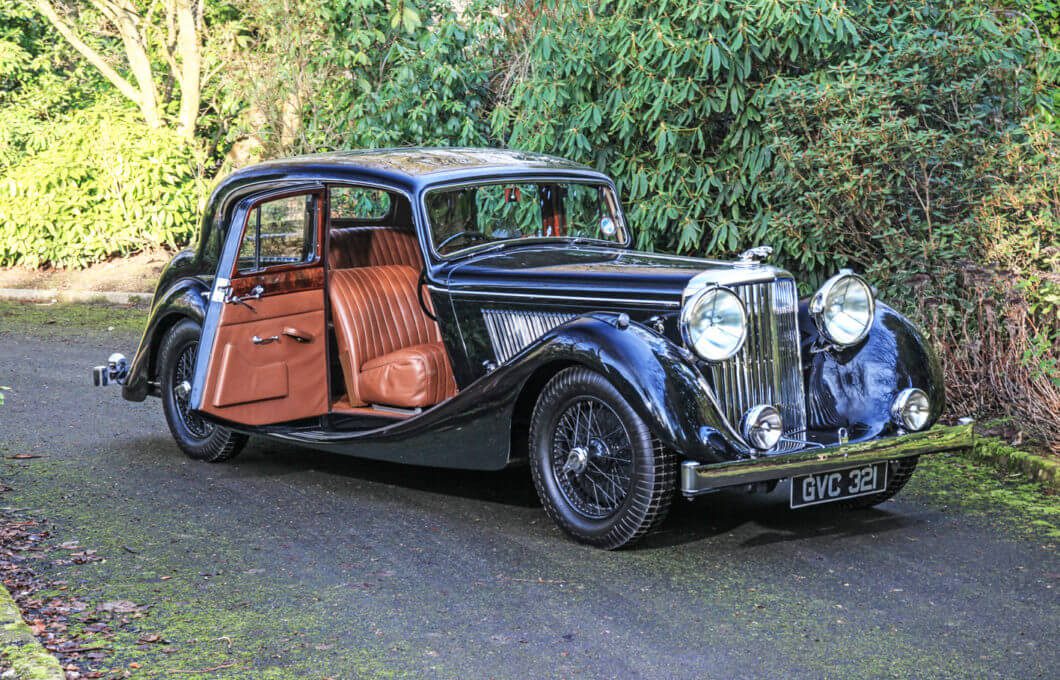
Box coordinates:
[563,446,590,475]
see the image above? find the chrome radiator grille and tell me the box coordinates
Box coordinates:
[483,310,577,363]
[707,279,807,452]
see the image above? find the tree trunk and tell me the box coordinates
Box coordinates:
[173,0,201,140]
[33,0,157,124]
[92,0,162,128]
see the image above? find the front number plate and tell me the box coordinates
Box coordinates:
[790,462,888,509]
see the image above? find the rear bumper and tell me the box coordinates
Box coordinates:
[680,422,974,497]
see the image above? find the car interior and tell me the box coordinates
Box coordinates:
[197,178,625,429]
[324,186,457,417]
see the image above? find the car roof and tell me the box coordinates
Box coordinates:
[218,147,608,195]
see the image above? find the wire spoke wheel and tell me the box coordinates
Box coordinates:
[551,396,634,519]
[159,319,246,463]
[529,367,675,550]
[172,341,214,439]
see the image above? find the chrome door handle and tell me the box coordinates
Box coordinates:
[225,284,265,308]
[251,335,280,345]
[282,327,314,343]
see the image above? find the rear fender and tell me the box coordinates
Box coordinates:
[122,279,208,402]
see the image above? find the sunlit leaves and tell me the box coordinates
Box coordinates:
[492,0,857,258]
[0,101,201,267]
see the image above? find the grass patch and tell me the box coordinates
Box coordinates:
[0,300,146,338]
[915,452,1060,541]
[966,437,1060,491]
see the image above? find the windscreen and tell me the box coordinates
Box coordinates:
[425,181,628,257]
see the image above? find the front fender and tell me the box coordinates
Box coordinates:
[519,314,746,463]
[802,301,945,440]
[122,277,209,402]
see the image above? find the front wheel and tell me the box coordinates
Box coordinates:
[158,319,247,462]
[529,367,675,549]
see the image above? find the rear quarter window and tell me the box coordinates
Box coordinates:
[330,187,392,221]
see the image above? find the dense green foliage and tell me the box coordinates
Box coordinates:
[495,2,1054,287]
[0,0,1057,444]
[304,0,499,149]
[0,101,201,267]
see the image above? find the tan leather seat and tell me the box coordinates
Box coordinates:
[329,227,422,270]
[328,265,456,408]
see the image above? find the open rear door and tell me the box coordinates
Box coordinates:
[190,186,328,426]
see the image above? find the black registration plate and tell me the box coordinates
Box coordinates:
[790,462,889,509]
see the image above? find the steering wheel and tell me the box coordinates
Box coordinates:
[417,268,438,321]
[436,230,487,252]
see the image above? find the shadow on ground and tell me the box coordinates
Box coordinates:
[126,433,922,552]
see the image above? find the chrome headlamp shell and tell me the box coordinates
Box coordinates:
[892,388,931,432]
[680,286,747,362]
[742,404,783,450]
[809,270,875,347]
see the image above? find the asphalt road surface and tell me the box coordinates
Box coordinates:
[1,327,1057,679]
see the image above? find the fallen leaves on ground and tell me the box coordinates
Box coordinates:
[0,509,152,679]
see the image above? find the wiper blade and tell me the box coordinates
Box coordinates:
[447,241,508,262]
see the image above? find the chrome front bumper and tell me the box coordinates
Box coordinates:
[680,422,974,497]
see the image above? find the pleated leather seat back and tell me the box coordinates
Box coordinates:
[328,227,422,270]
[328,265,455,407]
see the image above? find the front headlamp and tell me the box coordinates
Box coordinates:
[810,270,875,347]
[680,286,747,362]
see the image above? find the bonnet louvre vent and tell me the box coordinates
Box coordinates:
[483,310,577,363]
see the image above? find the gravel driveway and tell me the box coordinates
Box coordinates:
[0,323,1056,678]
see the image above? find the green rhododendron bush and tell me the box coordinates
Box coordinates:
[0,102,202,268]
[0,0,1056,446]
[493,1,1058,445]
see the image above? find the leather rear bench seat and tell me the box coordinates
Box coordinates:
[328,226,422,270]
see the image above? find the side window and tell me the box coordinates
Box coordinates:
[330,187,391,220]
[237,193,317,274]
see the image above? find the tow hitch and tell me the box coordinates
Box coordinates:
[92,353,129,386]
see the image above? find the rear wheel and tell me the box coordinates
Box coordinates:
[158,319,247,462]
[839,457,919,510]
[529,367,675,549]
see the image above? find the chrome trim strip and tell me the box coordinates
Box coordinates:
[429,285,681,308]
[680,423,974,496]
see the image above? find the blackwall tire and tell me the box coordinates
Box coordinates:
[529,367,675,550]
[158,319,248,463]
[838,457,919,510]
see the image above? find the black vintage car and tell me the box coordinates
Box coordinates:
[94,148,972,549]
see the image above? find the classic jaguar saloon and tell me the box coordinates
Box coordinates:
[94,148,972,549]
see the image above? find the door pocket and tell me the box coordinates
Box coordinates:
[212,343,289,407]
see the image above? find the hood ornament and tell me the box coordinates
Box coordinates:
[738,245,773,264]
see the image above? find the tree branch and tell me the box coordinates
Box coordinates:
[33,0,143,107]
[173,0,201,139]
[91,0,162,128]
